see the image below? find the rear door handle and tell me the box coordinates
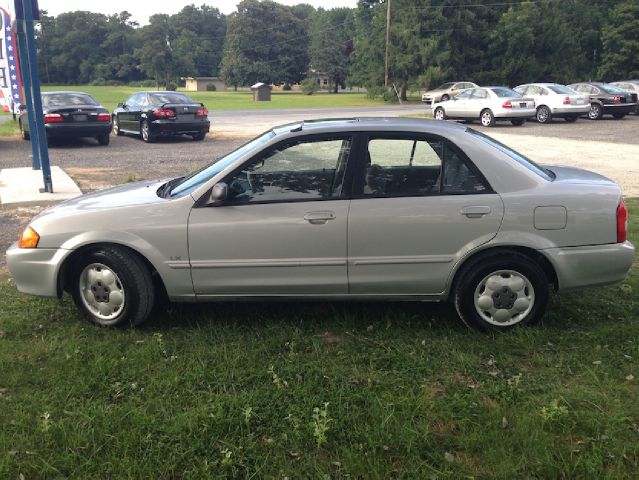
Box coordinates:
[304,211,336,225]
[460,206,491,218]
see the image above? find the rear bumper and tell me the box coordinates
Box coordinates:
[6,243,70,298]
[495,108,536,119]
[150,119,210,136]
[601,103,636,115]
[543,241,635,291]
[45,122,111,138]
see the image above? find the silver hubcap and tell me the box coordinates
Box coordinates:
[435,109,444,120]
[79,263,125,322]
[537,108,549,122]
[142,123,149,140]
[481,112,492,126]
[589,106,599,120]
[474,270,535,326]
[113,118,119,134]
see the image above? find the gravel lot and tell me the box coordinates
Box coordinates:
[1,112,638,269]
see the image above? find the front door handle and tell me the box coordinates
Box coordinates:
[304,211,336,225]
[460,206,491,218]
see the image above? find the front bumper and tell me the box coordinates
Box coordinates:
[6,243,70,297]
[45,122,112,138]
[543,241,635,291]
[150,119,210,136]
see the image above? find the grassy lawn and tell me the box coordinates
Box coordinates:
[0,201,637,478]
[0,113,19,137]
[40,85,387,113]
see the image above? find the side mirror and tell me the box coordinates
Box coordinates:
[210,182,228,203]
[118,103,126,109]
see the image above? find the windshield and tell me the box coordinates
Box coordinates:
[169,130,276,197]
[149,92,194,104]
[435,82,455,90]
[490,87,521,98]
[467,129,554,181]
[42,93,99,107]
[548,84,575,95]
[599,84,626,94]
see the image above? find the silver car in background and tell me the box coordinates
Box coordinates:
[433,87,536,127]
[421,81,478,105]
[6,119,634,332]
[513,83,590,123]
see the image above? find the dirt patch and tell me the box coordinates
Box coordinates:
[64,167,118,193]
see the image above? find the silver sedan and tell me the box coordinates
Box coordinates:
[433,87,536,126]
[6,119,634,331]
[513,83,590,123]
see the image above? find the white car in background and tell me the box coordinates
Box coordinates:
[513,83,590,124]
[432,87,535,127]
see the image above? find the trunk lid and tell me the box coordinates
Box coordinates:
[545,165,618,188]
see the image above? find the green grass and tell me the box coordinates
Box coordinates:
[0,114,19,137]
[1,200,638,478]
[40,85,386,113]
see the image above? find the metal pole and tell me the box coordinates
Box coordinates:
[384,0,391,89]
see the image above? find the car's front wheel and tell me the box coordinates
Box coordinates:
[433,107,446,121]
[70,246,155,328]
[588,103,603,120]
[141,120,155,143]
[112,115,124,136]
[480,109,495,127]
[454,251,549,331]
[441,94,450,102]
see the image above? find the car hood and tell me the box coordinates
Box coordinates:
[424,88,446,95]
[33,179,170,221]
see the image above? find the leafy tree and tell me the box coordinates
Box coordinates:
[598,0,639,80]
[136,14,174,87]
[220,0,310,87]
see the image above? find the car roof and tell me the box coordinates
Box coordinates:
[272,117,468,135]
[518,83,563,87]
[42,91,94,95]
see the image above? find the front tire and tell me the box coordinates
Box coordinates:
[141,120,155,143]
[480,109,495,127]
[441,94,450,102]
[70,246,155,328]
[112,115,124,136]
[536,105,552,124]
[433,107,446,121]
[454,251,549,331]
[588,103,603,120]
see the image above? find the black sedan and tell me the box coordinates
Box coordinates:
[112,91,210,143]
[19,91,112,145]
[568,82,636,120]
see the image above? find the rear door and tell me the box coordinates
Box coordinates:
[446,88,473,117]
[348,133,504,295]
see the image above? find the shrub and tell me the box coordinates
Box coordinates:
[301,78,320,95]
[282,84,292,91]
[205,83,217,92]
[166,81,178,91]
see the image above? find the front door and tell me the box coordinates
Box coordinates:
[188,134,353,296]
[348,134,504,295]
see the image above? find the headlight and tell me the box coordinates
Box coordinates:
[18,226,40,249]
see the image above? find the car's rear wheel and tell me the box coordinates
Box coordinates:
[70,246,154,328]
[192,131,206,141]
[441,94,450,102]
[19,120,30,140]
[454,252,549,331]
[112,115,123,136]
[564,116,578,123]
[588,103,603,120]
[612,113,626,119]
[433,107,446,121]
[97,133,110,146]
[480,109,495,127]
[141,120,155,143]
[510,119,525,126]
[536,105,552,124]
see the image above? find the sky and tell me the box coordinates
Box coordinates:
[37,0,358,24]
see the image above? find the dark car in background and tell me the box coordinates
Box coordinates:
[112,91,210,143]
[568,82,636,120]
[19,91,112,145]
[610,81,639,114]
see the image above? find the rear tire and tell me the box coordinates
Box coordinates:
[480,109,495,127]
[454,251,549,331]
[510,119,525,126]
[70,246,154,328]
[141,120,155,143]
[433,107,446,121]
[19,120,29,140]
[588,103,603,120]
[97,133,110,146]
[564,116,578,123]
[536,105,552,124]
[192,131,206,141]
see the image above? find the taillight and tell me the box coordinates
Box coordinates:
[44,113,64,123]
[97,113,111,121]
[617,200,628,243]
[153,108,176,118]
[563,97,571,105]
[502,101,512,108]
[196,108,208,117]
[613,96,621,104]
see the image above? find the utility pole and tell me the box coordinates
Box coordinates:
[384,0,391,88]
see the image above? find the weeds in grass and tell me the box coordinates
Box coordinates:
[310,402,331,447]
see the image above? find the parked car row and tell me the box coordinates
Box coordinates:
[18,90,211,145]
[423,80,638,126]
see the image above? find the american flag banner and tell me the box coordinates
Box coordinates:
[0,6,23,114]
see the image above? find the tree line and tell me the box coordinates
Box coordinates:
[36,0,639,95]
